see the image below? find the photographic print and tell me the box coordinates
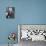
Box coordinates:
[18,24,46,46]
[6,7,15,19]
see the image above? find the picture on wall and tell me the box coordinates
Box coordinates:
[5,7,15,19]
[18,25,46,41]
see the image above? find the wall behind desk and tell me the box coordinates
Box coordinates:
[0,0,46,44]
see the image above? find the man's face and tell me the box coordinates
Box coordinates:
[9,8,12,12]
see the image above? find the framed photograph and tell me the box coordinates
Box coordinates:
[18,24,46,41]
[6,7,15,19]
